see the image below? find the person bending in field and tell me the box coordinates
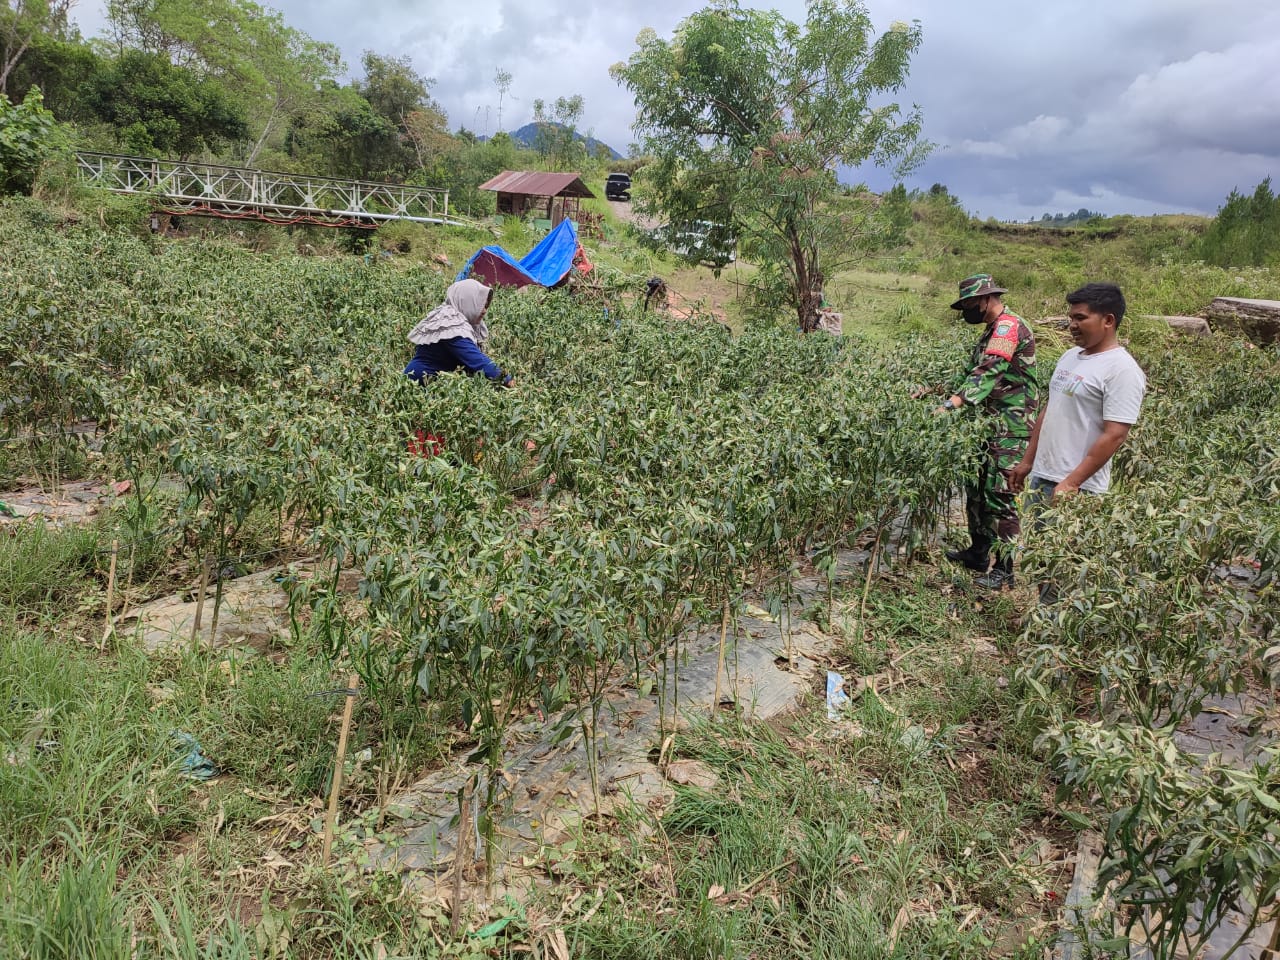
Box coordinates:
[404,278,513,387]
[1010,283,1145,501]
[937,273,1038,590]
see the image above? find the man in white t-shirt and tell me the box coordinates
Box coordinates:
[1010,283,1145,603]
[1010,282,1146,500]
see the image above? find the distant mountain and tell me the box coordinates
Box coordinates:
[503,122,623,161]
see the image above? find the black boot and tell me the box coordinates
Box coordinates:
[945,546,990,571]
[975,553,1014,590]
[946,533,991,572]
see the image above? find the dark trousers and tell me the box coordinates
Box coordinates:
[1025,475,1057,521]
[965,440,1024,560]
[1026,475,1063,602]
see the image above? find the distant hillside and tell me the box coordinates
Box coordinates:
[504,122,623,161]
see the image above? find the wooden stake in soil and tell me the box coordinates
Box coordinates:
[784,602,794,668]
[1261,903,1280,960]
[321,672,359,866]
[712,600,730,717]
[208,562,226,647]
[451,775,475,936]
[190,556,211,648]
[119,542,137,622]
[858,531,883,643]
[1060,830,1103,960]
[101,539,119,646]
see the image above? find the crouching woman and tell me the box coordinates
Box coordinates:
[404,279,513,387]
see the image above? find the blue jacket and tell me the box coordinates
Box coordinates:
[404,337,509,384]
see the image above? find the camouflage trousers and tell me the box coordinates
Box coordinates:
[965,437,1028,553]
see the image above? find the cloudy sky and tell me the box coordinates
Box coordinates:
[70,0,1280,220]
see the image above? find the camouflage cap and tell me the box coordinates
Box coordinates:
[950,273,1008,310]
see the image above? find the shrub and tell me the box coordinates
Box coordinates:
[1197,177,1280,267]
[0,88,70,196]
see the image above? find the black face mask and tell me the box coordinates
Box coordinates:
[961,303,987,325]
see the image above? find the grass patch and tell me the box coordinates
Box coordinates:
[0,519,102,613]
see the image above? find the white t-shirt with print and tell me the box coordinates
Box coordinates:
[1031,345,1146,494]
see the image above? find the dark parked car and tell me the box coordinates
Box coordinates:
[605,172,632,201]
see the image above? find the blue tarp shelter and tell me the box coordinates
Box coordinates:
[456,219,583,289]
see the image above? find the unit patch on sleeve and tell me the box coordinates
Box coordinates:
[984,317,1020,361]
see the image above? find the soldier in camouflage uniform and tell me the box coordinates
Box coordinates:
[938,274,1038,588]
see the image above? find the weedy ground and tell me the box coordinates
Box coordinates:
[540,572,1068,960]
[2,514,1063,959]
[3,197,1279,959]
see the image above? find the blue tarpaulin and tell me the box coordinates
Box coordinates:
[457,219,582,289]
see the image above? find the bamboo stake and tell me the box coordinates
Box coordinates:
[450,775,475,936]
[321,672,359,866]
[119,542,136,622]
[1060,830,1103,960]
[732,611,740,711]
[784,601,794,668]
[858,530,883,644]
[189,556,211,648]
[711,600,730,717]
[101,539,119,647]
[1260,902,1280,960]
[208,562,225,648]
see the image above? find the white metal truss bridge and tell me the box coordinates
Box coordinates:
[75,152,468,229]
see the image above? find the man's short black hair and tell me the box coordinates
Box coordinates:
[1066,282,1126,328]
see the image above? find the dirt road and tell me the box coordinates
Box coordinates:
[607,199,658,232]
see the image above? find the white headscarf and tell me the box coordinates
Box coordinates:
[407,279,493,346]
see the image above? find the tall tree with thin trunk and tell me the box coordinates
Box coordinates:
[1,0,74,95]
[104,0,341,163]
[494,66,512,132]
[612,0,928,330]
[532,93,584,171]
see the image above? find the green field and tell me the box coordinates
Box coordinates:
[2,194,1278,959]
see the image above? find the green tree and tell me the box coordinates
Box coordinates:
[104,0,342,164]
[1198,177,1280,267]
[424,130,521,217]
[284,63,449,184]
[356,50,434,128]
[1,0,73,95]
[531,93,584,170]
[402,101,453,170]
[880,182,912,247]
[0,85,68,193]
[494,66,512,131]
[349,50,441,179]
[4,25,101,122]
[82,49,247,156]
[284,81,391,178]
[234,18,341,165]
[612,1,927,329]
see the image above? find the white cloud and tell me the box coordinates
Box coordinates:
[68,0,1280,218]
[1093,41,1280,156]
[957,115,1070,160]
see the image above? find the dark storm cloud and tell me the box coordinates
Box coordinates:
[867,0,1280,217]
[71,0,1280,218]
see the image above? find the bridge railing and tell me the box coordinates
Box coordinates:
[75,152,457,226]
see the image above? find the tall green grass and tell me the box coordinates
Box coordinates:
[0,520,101,612]
[906,211,1280,322]
[1,837,131,960]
